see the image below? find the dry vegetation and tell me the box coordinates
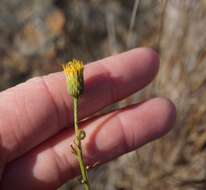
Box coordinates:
[0,0,206,189]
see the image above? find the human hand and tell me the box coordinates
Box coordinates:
[0,48,176,189]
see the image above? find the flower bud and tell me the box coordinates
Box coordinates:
[62,59,84,98]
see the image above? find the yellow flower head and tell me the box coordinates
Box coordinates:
[62,59,84,98]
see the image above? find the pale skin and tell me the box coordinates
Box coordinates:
[0,48,176,189]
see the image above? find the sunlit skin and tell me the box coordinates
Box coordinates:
[0,48,176,189]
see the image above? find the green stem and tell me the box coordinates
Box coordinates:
[73,97,91,190]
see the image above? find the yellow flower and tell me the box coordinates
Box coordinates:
[62,59,84,98]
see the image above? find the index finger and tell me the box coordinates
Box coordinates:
[0,48,159,163]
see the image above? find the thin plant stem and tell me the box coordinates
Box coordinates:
[73,97,91,190]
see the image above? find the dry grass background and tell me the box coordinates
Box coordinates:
[0,0,206,189]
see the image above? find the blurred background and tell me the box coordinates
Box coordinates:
[0,0,206,189]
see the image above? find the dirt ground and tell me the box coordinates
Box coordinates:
[0,0,206,189]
